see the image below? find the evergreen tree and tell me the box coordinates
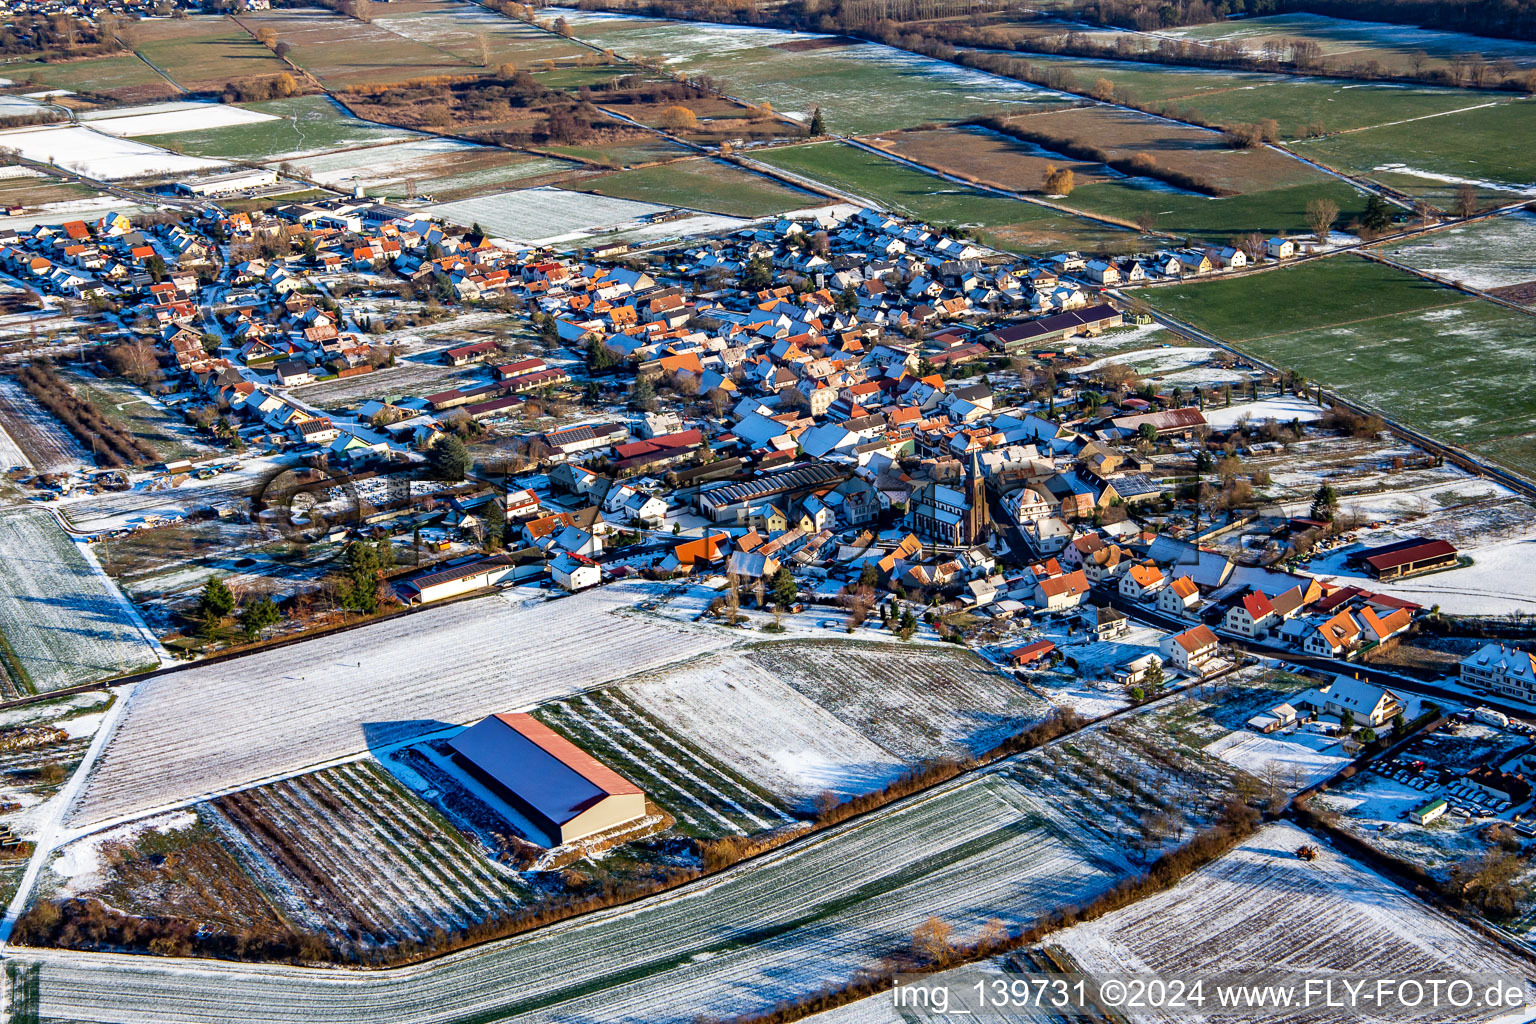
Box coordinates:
[429,435,470,481]
[770,566,799,609]
[1310,482,1338,522]
[808,106,825,136]
[585,335,617,371]
[239,596,281,639]
[484,498,506,551]
[630,373,657,411]
[198,576,236,623]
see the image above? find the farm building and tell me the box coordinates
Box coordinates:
[983,304,1123,352]
[1009,639,1056,668]
[394,552,541,604]
[1352,537,1458,580]
[448,713,647,846]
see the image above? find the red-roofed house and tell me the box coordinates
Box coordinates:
[1225,590,1277,637]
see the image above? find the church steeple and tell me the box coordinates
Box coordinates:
[965,448,990,546]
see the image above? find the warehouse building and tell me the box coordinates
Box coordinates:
[449,713,647,846]
[174,168,279,197]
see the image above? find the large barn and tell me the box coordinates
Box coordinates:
[448,713,647,846]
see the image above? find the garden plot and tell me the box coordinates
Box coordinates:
[1049,821,1535,1022]
[427,186,671,245]
[67,582,732,827]
[1074,344,1217,378]
[748,639,1051,763]
[0,123,227,180]
[15,769,1127,1024]
[1377,211,1536,293]
[292,358,485,409]
[534,690,795,837]
[209,760,524,951]
[617,651,907,809]
[78,100,278,138]
[554,10,1070,134]
[0,508,159,693]
[0,376,89,474]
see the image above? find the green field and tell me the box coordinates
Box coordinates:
[971,51,1512,137]
[1159,13,1536,78]
[1293,99,1536,206]
[570,158,815,216]
[240,7,473,87]
[133,16,290,90]
[0,55,169,98]
[373,1,590,68]
[542,136,696,168]
[1059,178,1370,239]
[758,141,1137,252]
[137,95,413,161]
[1140,256,1536,478]
[567,15,1071,133]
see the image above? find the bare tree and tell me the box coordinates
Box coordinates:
[1305,197,1339,243]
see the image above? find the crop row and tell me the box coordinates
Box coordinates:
[71,584,732,825]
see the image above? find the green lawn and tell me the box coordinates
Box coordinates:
[1058,179,1370,239]
[756,141,1137,252]
[569,158,815,217]
[1139,256,1536,479]
[1292,99,1536,206]
[137,95,413,162]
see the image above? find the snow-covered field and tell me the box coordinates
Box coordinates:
[0,124,227,179]
[1378,211,1536,292]
[0,508,159,692]
[17,769,1124,1024]
[68,582,732,827]
[1204,394,1325,429]
[1204,728,1353,788]
[621,652,907,808]
[273,138,557,191]
[1051,822,1535,1022]
[1309,523,1536,615]
[428,186,672,246]
[78,101,278,139]
[0,196,150,231]
[1075,345,1217,377]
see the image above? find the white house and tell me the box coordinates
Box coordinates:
[550,552,601,591]
[1157,576,1201,619]
[1161,624,1219,674]
[1461,643,1536,703]
[1224,590,1277,638]
[1118,562,1165,602]
[1265,236,1295,260]
[1300,675,1403,728]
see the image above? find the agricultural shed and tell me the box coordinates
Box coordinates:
[449,712,646,846]
[1354,537,1458,580]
